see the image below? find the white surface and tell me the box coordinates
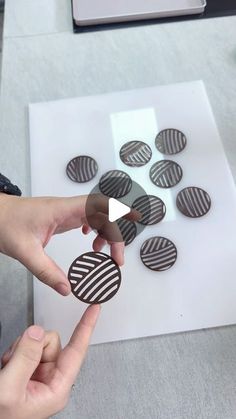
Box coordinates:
[3,0,71,37]
[109,198,131,222]
[73,0,206,25]
[30,80,236,345]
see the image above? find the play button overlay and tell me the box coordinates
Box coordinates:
[85,174,153,245]
[108,198,131,222]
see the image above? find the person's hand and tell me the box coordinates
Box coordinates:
[0,194,139,295]
[0,304,100,419]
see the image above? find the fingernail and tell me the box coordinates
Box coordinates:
[27,325,44,341]
[55,283,70,296]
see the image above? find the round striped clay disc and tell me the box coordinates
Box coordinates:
[132,195,166,225]
[150,160,183,188]
[155,129,187,155]
[99,170,132,198]
[116,218,137,246]
[176,187,211,218]
[119,141,152,167]
[66,156,98,183]
[68,252,121,304]
[140,236,177,271]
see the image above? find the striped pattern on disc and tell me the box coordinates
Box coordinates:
[132,195,166,225]
[119,141,152,167]
[66,156,98,183]
[176,187,211,218]
[99,170,132,198]
[155,129,187,155]
[150,160,183,188]
[140,236,177,271]
[116,218,137,246]
[68,252,121,304]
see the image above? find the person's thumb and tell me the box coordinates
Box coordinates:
[2,326,45,392]
[20,245,71,296]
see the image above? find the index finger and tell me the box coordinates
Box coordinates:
[56,305,100,386]
[110,241,125,266]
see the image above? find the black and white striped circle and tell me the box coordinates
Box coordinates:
[68,252,121,304]
[99,170,132,198]
[66,156,98,183]
[132,195,166,225]
[140,236,177,271]
[155,129,187,155]
[176,187,211,218]
[150,160,183,188]
[116,218,137,246]
[119,141,152,167]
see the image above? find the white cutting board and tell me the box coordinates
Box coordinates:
[29,81,236,345]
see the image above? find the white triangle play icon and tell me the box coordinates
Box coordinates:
[108,198,131,222]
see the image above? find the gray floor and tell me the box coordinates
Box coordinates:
[0,12,3,68]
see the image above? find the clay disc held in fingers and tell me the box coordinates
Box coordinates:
[68,252,122,304]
